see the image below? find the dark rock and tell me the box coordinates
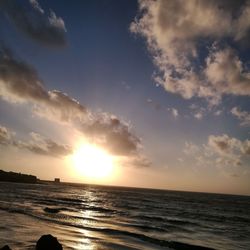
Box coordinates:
[44,207,61,213]
[0,245,11,250]
[36,234,62,250]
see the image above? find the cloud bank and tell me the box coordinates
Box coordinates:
[131,0,250,105]
[0,0,148,167]
[0,47,146,166]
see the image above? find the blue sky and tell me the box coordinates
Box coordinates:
[0,0,250,195]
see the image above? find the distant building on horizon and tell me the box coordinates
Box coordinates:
[54,178,60,183]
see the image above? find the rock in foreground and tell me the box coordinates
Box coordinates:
[0,234,63,250]
[36,234,63,250]
[0,246,11,250]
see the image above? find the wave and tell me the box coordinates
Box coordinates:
[0,206,215,250]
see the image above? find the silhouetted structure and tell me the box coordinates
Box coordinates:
[54,178,60,183]
[0,170,37,183]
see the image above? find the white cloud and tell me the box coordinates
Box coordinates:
[171,108,179,118]
[168,107,179,118]
[184,134,250,169]
[231,107,250,127]
[131,0,250,104]
[48,11,66,32]
[205,47,250,97]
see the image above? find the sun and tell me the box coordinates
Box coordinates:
[72,144,114,179]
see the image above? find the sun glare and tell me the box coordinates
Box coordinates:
[72,144,114,179]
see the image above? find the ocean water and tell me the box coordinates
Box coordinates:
[0,182,249,250]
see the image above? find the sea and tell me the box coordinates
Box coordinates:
[0,182,249,250]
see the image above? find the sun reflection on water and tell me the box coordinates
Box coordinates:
[76,189,99,250]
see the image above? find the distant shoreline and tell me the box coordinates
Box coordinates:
[0,169,37,184]
[1,169,249,197]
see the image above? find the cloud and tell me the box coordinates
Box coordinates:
[184,142,200,155]
[189,104,206,120]
[0,48,145,163]
[169,108,179,118]
[131,0,250,104]
[33,90,87,123]
[208,134,241,155]
[29,0,44,14]
[214,110,222,116]
[205,47,250,97]
[17,132,72,157]
[208,134,250,166]
[0,47,86,120]
[184,134,250,169]
[231,107,250,127]
[172,108,178,118]
[79,114,141,156]
[0,125,13,145]
[118,155,151,168]
[0,125,71,157]
[0,47,49,103]
[194,112,203,120]
[0,0,66,46]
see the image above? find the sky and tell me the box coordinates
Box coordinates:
[0,0,250,195]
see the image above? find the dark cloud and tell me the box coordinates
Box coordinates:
[34,90,87,122]
[0,47,86,118]
[0,47,49,103]
[0,0,147,166]
[0,48,145,162]
[80,116,140,156]
[0,0,66,46]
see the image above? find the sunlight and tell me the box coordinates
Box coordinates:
[72,144,114,179]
